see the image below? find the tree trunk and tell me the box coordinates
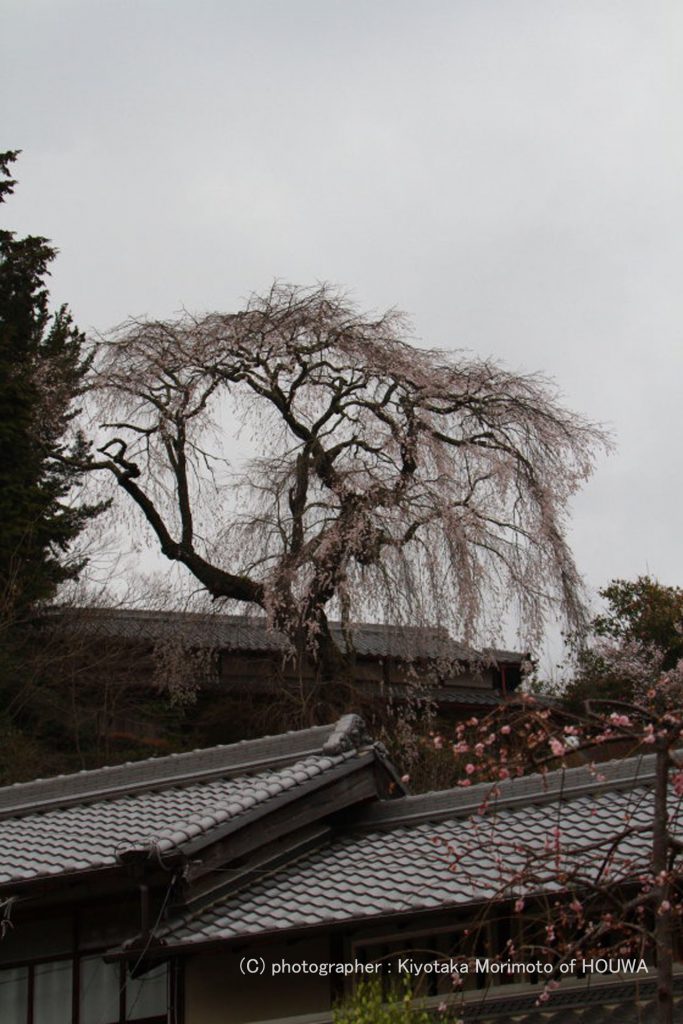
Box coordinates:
[653,743,674,1024]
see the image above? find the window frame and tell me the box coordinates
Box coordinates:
[0,949,173,1024]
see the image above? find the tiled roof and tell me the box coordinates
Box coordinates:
[0,720,353,818]
[348,750,661,828]
[457,976,683,1022]
[0,716,373,887]
[45,607,522,663]
[420,686,516,706]
[151,754,678,949]
[362,684,531,707]
[481,647,527,664]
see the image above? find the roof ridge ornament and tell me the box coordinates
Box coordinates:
[322,714,371,755]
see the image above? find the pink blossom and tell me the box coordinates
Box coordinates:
[549,737,566,757]
[465,763,476,775]
[609,713,632,728]
[514,898,525,912]
[500,725,511,735]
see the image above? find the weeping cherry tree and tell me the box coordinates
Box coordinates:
[88,284,608,679]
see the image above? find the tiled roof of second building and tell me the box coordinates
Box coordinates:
[147,753,682,950]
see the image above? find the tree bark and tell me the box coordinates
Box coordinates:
[653,742,674,1024]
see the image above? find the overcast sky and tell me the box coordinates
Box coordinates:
[3,1,682,663]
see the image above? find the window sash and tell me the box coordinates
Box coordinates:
[0,956,170,1024]
[0,965,29,1024]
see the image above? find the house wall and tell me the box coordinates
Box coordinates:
[0,915,73,964]
[218,653,499,698]
[185,937,333,1024]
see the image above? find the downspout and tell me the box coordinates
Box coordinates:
[139,883,151,943]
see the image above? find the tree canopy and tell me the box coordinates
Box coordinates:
[564,576,683,710]
[0,150,103,618]
[90,283,609,676]
[428,683,683,1024]
[592,576,683,669]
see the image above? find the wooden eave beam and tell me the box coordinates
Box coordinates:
[181,757,379,885]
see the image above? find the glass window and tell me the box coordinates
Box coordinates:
[34,959,72,1024]
[0,965,29,1024]
[80,955,120,1024]
[0,956,169,1024]
[126,963,167,1020]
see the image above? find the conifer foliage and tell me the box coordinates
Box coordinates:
[0,150,103,617]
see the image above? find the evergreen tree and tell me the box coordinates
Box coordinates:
[563,576,683,710]
[592,576,683,670]
[0,150,103,618]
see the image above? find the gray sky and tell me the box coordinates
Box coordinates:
[4,1,682,660]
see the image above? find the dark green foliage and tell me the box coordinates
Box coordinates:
[333,978,434,1024]
[561,646,631,712]
[0,150,108,781]
[0,150,104,617]
[0,612,190,784]
[562,576,683,711]
[592,576,683,670]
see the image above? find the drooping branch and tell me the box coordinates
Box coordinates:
[88,283,610,670]
[93,441,263,607]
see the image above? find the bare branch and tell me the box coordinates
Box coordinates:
[89,283,610,673]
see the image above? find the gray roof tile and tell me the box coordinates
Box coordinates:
[0,716,371,887]
[0,720,350,819]
[151,754,681,949]
[46,607,524,664]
